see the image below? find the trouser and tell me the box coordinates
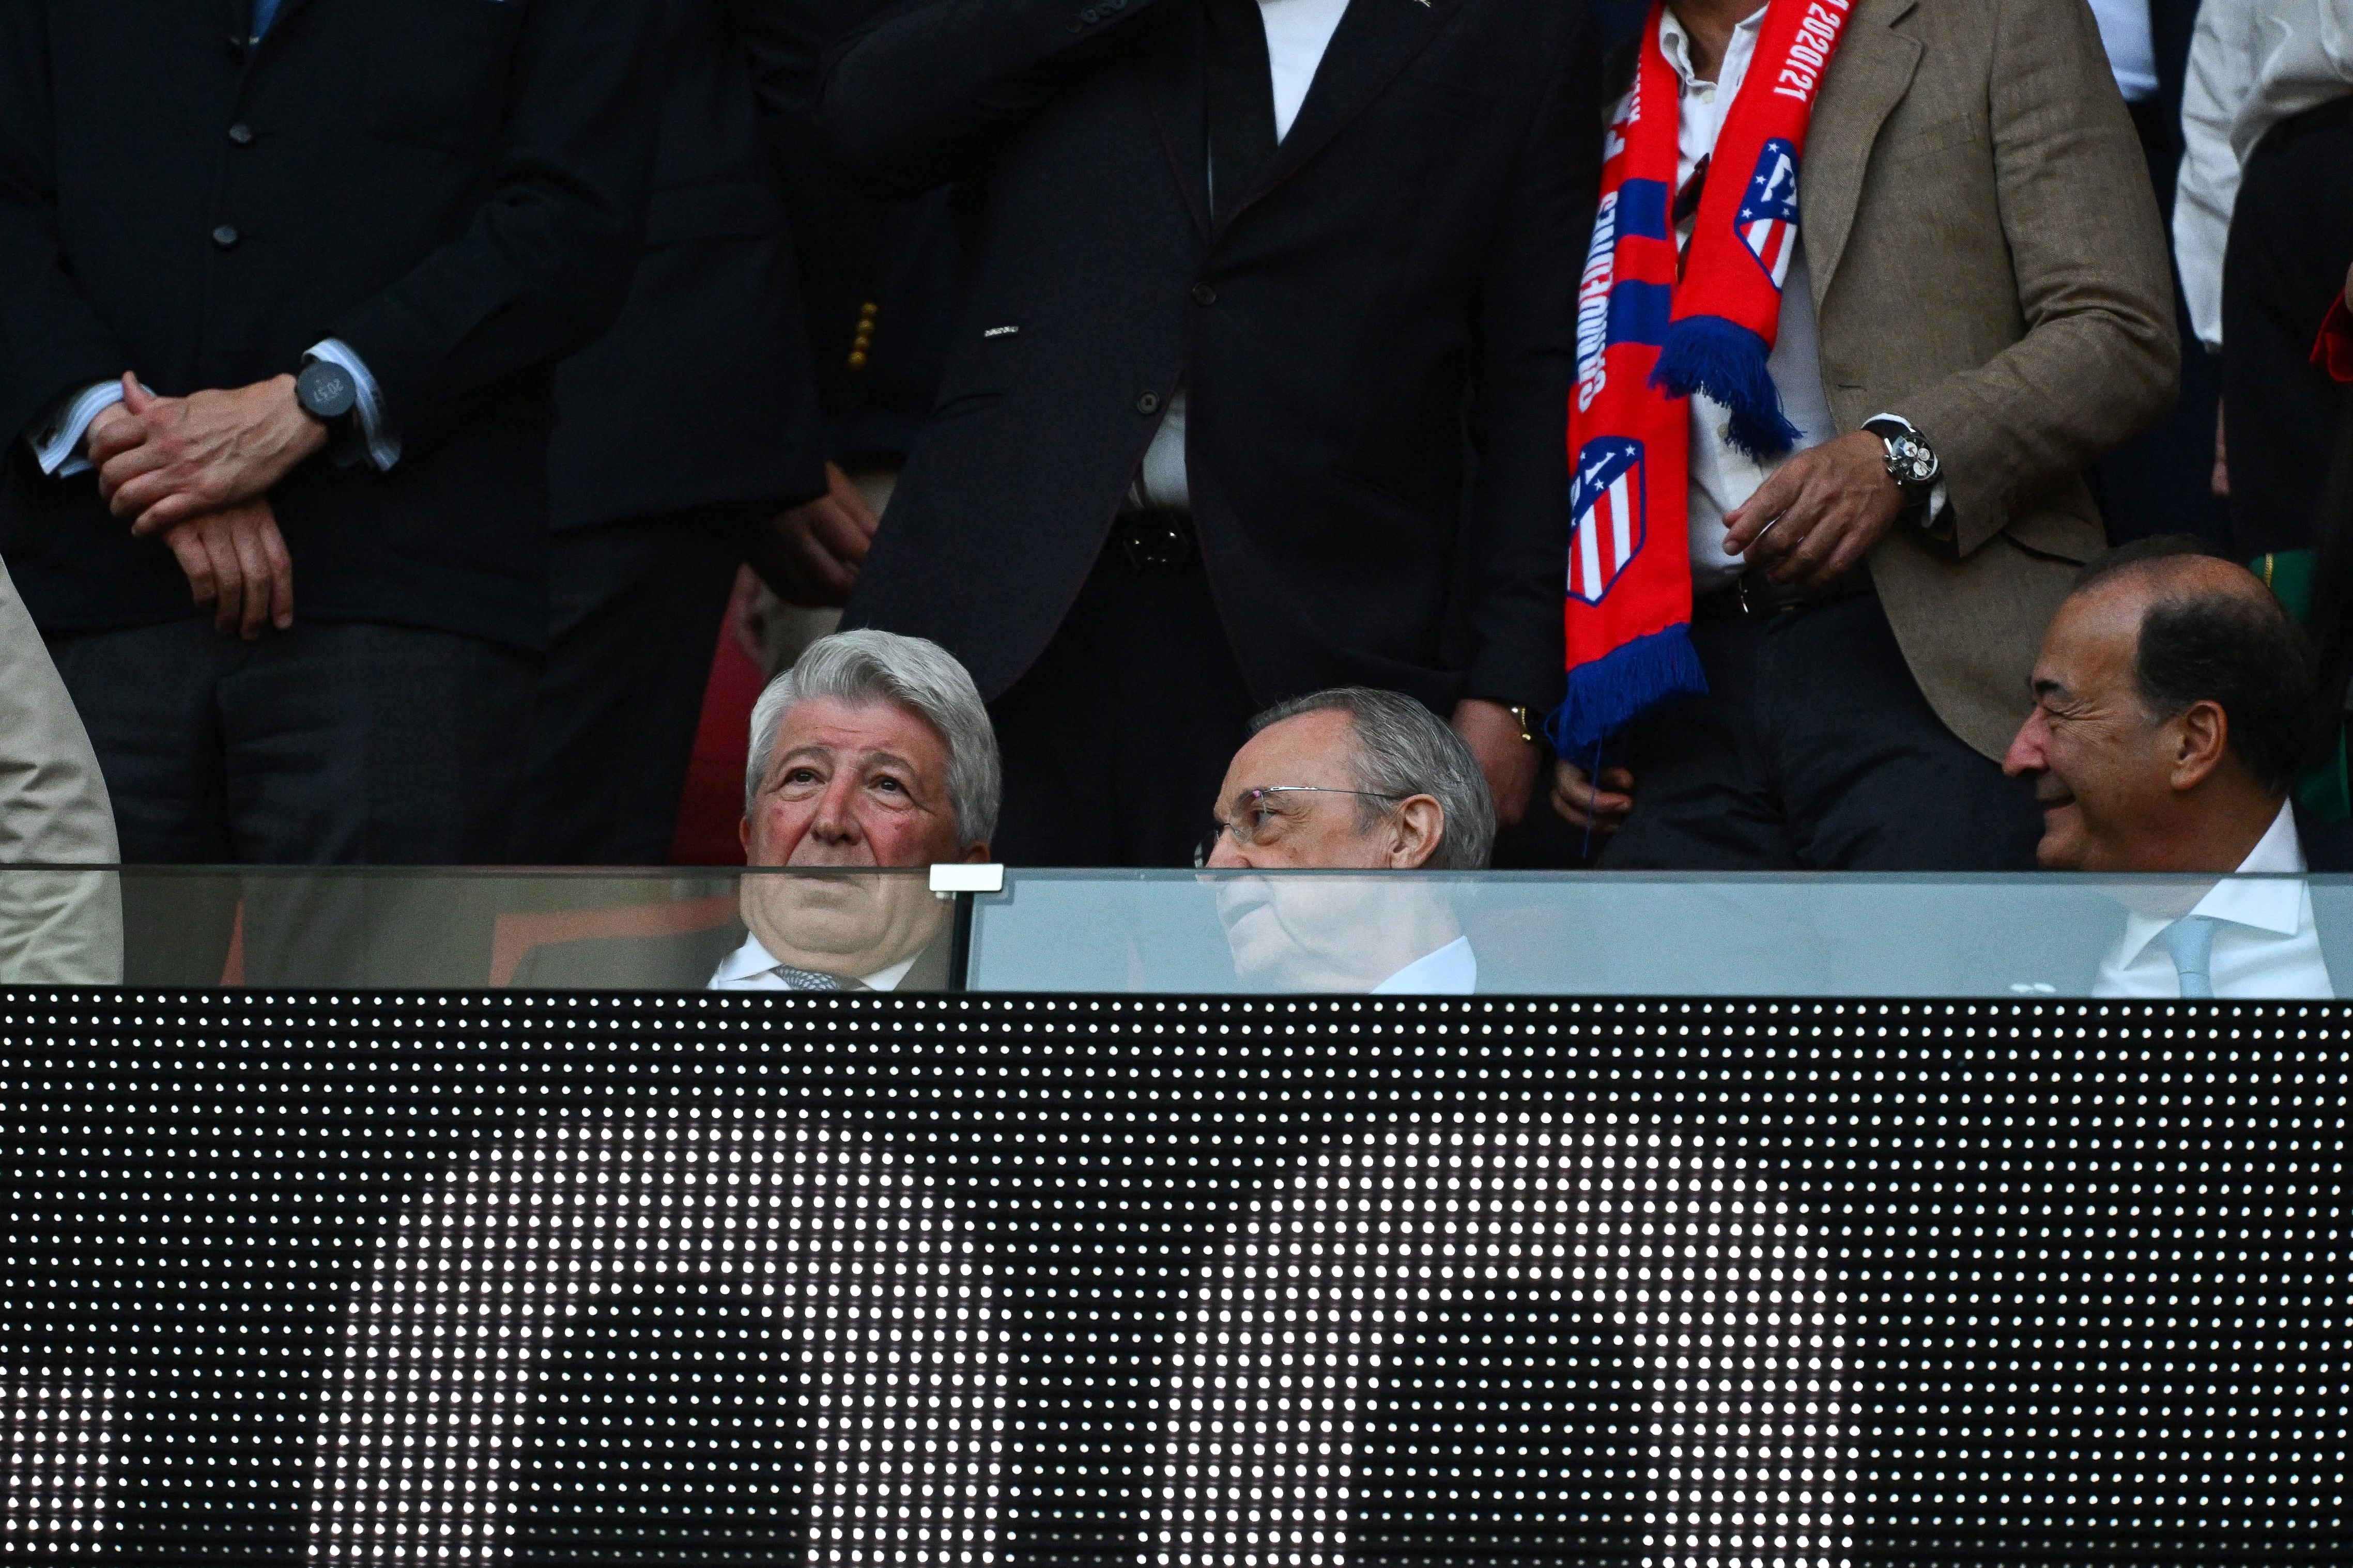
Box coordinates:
[988,520,1259,867]
[511,505,759,865]
[49,616,539,865]
[1596,589,2043,871]
[50,616,541,985]
[2223,96,2353,556]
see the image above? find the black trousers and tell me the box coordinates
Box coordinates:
[989,547,1259,867]
[49,617,540,864]
[2223,97,2353,556]
[1596,592,2043,871]
[511,506,756,864]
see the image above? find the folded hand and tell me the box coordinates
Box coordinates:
[159,496,296,640]
[95,374,326,536]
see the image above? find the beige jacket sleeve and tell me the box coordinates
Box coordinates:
[1899,0,2179,557]
[0,557,122,984]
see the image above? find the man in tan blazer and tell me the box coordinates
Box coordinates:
[1552,0,2177,868]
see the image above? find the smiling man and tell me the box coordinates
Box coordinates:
[1201,687,1492,994]
[2003,538,2352,997]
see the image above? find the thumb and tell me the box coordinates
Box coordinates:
[120,373,152,414]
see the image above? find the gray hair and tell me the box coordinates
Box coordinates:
[1249,687,1497,870]
[744,629,1001,848]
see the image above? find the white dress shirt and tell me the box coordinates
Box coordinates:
[2094,801,2335,999]
[708,932,920,992]
[2088,0,2160,104]
[1652,7,1841,592]
[1135,0,1352,513]
[1369,934,1478,995]
[2174,0,2353,352]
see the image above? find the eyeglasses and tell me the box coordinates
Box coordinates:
[1194,785,1407,867]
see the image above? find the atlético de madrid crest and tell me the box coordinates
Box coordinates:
[1567,437,1647,606]
[1736,137,1801,289]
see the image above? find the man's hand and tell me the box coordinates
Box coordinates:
[1450,698,1540,828]
[159,497,295,640]
[1548,756,1635,835]
[95,374,327,536]
[1721,429,1904,589]
[2211,399,2229,499]
[749,462,881,607]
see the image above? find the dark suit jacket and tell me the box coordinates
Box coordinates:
[511,918,957,989]
[548,0,829,532]
[735,0,960,468]
[0,0,658,649]
[818,0,1602,713]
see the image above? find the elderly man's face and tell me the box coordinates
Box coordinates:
[1203,710,1454,990]
[2002,585,2180,871]
[1202,711,1438,871]
[738,696,981,975]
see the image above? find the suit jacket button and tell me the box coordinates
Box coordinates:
[1191,283,1217,306]
[211,224,240,248]
[1136,392,1161,415]
[227,122,255,146]
[1080,6,1098,19]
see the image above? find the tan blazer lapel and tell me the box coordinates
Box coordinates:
[1802,0,1923,299]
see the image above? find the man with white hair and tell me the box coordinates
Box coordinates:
[513,629,998,990]
[1200,687,1493,995]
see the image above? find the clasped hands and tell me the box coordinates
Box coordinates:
[85,371,325,639]
[1551,430,1904,835]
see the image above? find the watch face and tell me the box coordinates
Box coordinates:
[298,361,358,421]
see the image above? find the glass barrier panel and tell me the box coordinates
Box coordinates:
[967,868,2353,998]
[6,865,2349,999]
[0,867,951,991]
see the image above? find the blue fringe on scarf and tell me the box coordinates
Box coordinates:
[1650,314,1802,461]
[1546,623,1709,757]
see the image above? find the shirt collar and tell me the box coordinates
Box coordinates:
[1369,935,1478,996]
[2115,801,2308,966]
[1657,5,1770,92]
[710,932,918,992]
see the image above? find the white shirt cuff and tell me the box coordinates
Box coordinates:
[303,338,401,471]
[28,381,129,477]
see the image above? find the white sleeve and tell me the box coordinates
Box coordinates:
[302,339,402,471]
[25,381,129,478]
[2173,0,2258,355]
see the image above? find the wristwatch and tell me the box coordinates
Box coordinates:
[1863,413,1940,517]
[295,358,359,424]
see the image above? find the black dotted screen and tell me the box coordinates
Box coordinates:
[2,990,2345,1563]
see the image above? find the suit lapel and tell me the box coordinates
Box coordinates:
[1802,0,1922,297]
[1142,5,1213,241]
[1220,0,1463,228]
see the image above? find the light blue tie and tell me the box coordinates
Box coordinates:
[2159,913,2220,999]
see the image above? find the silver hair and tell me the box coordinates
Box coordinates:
[744,630,1001,849]
[1248,687,1497,870]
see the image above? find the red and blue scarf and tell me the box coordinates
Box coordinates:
[1550,0,1853,756]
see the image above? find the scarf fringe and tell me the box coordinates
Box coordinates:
[1546,623,1709,756]
[1651,316,1802,461]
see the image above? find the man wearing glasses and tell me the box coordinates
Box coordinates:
[1199,686,1490,993]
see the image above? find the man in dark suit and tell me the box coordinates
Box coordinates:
[0,0,656,863]
[811,0,1603,866]
[514,0,831,866]
[2003,537,2353,999]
